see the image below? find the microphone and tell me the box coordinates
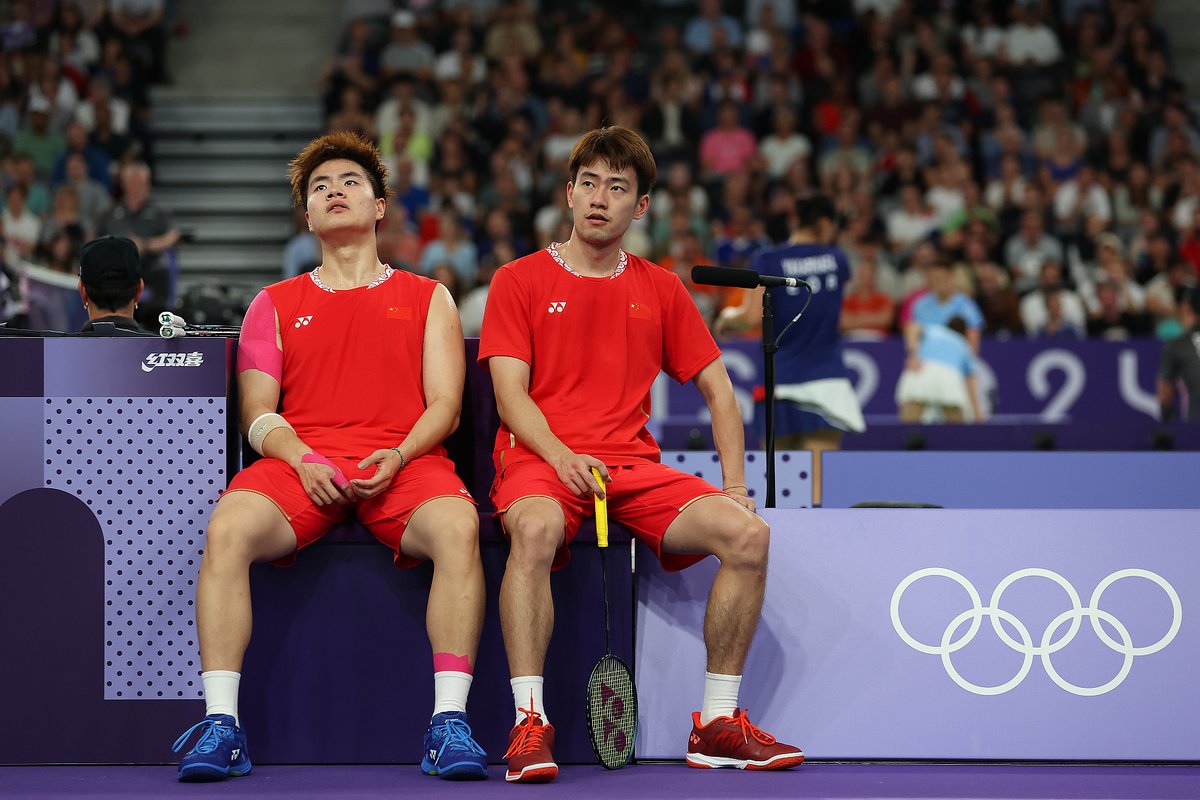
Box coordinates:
[691,265,809,290]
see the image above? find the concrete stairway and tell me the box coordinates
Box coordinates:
[153,96,322,295]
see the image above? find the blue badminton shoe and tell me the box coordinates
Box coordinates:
[421,711,489,780]
[173,713,252,782]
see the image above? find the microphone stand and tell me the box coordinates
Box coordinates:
[760,282,814,508]
[760,288,779,508]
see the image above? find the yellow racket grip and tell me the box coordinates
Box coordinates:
[591,467,609,548]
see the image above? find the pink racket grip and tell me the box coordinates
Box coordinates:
[300,453,350,490]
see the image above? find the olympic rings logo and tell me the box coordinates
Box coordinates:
[890,568,1182,696]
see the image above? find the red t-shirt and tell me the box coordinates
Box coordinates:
[250,268,442,458]
[478,246,721,467]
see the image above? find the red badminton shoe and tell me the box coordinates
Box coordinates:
[685,709,805,770]
[504,707,558,783]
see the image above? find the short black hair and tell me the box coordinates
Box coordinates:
[85,281,140,312]
[796,194,836,230]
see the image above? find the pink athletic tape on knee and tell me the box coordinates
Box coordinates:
[433,652,473,674]
[236,290,283,381]
[301,452,350,489]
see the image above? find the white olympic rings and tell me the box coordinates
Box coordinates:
[890,567,1182,696]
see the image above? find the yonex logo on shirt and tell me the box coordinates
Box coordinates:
[295,316,313,328]
[547,301,566,313]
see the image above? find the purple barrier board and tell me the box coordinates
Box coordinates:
[655,339,1164,429]
[636,508,1198,761]
[822,452,1200,509]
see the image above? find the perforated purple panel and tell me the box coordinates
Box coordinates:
[662,450,813,508]
[43,396,225,699]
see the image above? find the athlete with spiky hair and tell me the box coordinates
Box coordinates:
[172,132,488,782]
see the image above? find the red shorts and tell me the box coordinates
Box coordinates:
[491,459,723,572]
[226,453,475,568]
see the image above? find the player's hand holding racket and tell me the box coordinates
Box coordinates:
[552,451,609,497]
[585,467,637,769]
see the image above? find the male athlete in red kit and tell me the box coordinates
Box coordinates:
[172,132,488,782]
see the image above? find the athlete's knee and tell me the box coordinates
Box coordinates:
[506,513,563,570]
[718,515,770,571]
[428,512,481,565]
[203,514,252,566]
[204,512,284,566]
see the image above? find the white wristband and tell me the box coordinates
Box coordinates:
[247,412,293,456]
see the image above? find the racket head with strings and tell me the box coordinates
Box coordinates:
[586,652,638,769]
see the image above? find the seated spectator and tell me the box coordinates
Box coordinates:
[683,0,743,56]
[711,205,770,270]
[419,209,477,285]
[434,26,486,85]
[10,152,51,217]
[698,99,756,182]
[973,258,1024,338]
[29,57,80,130]
[379,10,434,84]
[317,17,380,118]
[886,183,939,257]
[51,120,112,190]
[817,113,871,185]
[108,0,168,85]
[1087,280,1152,339]
[13,96,65,181]
[74,76,131,137]
[1112,161,1162,238]
[2,183,42,265]
[1004,210,1064,294]
[1054,163,1112,238]
[659,229,721,326]
[38,185,88,252]
[482,0,542,63]
[758,106,810,181]
[1146,261,1197,337]
[1019,261,1087,338]
[841,256,896,338]
[1079,233,1148,319]
[88,103,135,167]
[326,85,376,140]
[458,244,509,337]
[60,152,111,233]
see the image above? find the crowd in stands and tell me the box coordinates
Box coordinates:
[287,0,1197,343]
[0,0,170,327]
[2,0,1196,348]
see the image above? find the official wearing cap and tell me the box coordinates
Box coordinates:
[78,235,147,333]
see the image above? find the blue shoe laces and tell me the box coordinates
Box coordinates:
[431,717,487,759]
[172,718,232,755]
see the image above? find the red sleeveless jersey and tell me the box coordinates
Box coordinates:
[478,246,721,467]
[260,268,442,458]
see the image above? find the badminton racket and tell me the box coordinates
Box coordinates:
[585,467,637,769]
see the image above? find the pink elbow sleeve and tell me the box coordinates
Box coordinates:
[237,290,283,381]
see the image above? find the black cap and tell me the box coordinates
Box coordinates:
[79,236,141,288]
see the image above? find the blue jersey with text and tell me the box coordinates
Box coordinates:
[751,242,851,383]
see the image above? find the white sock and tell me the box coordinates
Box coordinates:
[700,671,741,725]
[510,675,547,726]
[202,670,241,725]
[432,670,473,716]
